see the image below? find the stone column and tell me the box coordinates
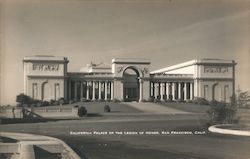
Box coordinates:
[98,81,102,100]
[121,80,124,101]
[166,83,169,100]
[152,82,155,98]
[154,83,158,99]
[74,81,77,101]
[104,81,108,100]
[160,83,164,101]
[111,81,114,100]
[172,82,176,100]
[150,82,154,97]
[86,81,89,100]
[80,81,83,100]
[68,81,71,100]
[139,79,143,102]
[190,83,193,100]
[92,81,96,100]
[184,82,187,101]
[178,82,181,100]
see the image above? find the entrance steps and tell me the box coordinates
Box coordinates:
[125,102,190,114]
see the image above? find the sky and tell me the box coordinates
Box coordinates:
[0,0,249,105]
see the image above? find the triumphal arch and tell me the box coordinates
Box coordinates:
[23,56,236,103]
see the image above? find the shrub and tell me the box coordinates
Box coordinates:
[209,100,219,106]
[30,103,36,108]
[163,95,168,100]
[42,101,50,106]
[186,99,193,103]
[113,98,120,103]
[147,96,154,102]
[69,100,75,104]
[22,104,29,107]
[58,98,67,105]
[54,100,59,105]
[237,91,250,108]
[36,101,43,107]
[164,99,172,102]
[153,98,160,103]
[78,106,87,117]
[140,99,146,102]
[193,97,209,105]
[104,105,111,112]
[16,93,33,107]
[98,99,105,102]
[50,99,55,105]
[176,99,184,103]
[16,103,22,107]
[169,95,173,101]
[81,98,87,102]
[207,100,237,125]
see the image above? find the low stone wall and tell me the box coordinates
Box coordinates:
[0,132,82,159]
[0,107,79,119]
[0,107,23,118]
[208,124,250,136]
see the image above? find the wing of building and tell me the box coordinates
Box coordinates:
[23,56,236,103]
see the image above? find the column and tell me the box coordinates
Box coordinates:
[74,81,77,101]
[111,81,114,100]
[152,82,155,98]
[178,82,181,100]
[160,83,164,101]
[68,81,71,100]
[98,81,102,100]
[104,81,108,100]
[184,82,187,101]
[92,81,96,100]
[154,83,158,99]
[80,81,83,100]
[172,82,176,100]
[150,82,152,97]
[190,83,193,100]
[86,81,89,100]
[139,79,143,102]
[166,83,169,100]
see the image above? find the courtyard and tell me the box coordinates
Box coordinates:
[1,102,250,159]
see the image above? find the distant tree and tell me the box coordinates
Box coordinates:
[16,93,32,107]
[207,94,237,125]
[237,90,250,108]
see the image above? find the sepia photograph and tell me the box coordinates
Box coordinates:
[0,0,250,158]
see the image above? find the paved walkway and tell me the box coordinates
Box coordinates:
[125,102,190,114]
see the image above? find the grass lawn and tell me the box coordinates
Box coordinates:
[157,102,210,113]
[37,101,142,114]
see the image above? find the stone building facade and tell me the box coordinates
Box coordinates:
[23,56,236,103]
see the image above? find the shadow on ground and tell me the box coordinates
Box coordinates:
[61,136,207,159]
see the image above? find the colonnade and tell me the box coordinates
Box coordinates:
[150,81,193,101]
[68,80,114,101]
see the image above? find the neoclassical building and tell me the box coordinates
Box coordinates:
[23,56,236,103]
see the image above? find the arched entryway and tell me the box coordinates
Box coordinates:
[212,83,221,101]
[42,82,51,101]
[123,67,140,101]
